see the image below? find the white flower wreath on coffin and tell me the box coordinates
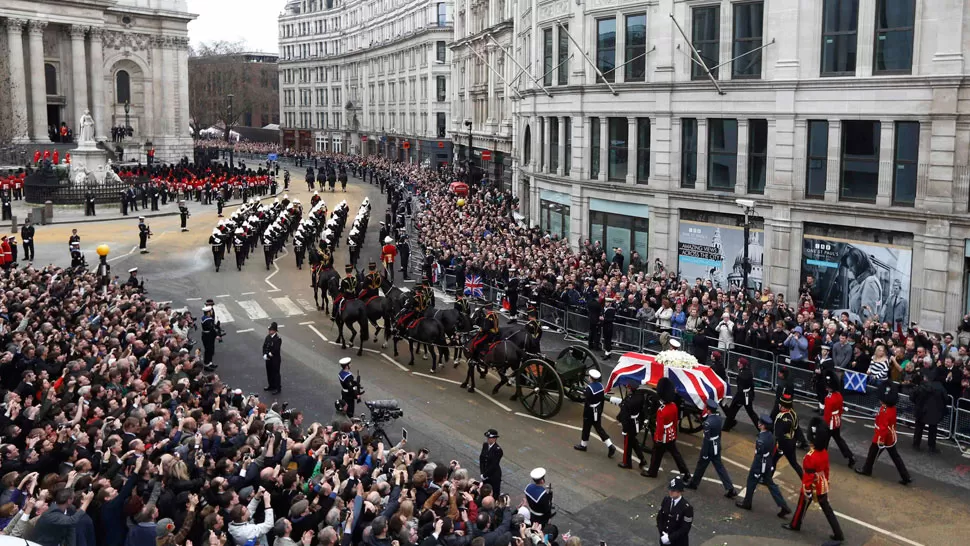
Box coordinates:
[654,350,700,370]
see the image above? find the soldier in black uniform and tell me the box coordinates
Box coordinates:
[338,357,361,416]
[209,229,225,272]
[216,192,226,217]
[657,477,693,546]
[262,322,283,394]
[360,262,382,300]
[612,383,647,470]
[333,264,359,320]
[397,235,411,279]
[137,217,150,254]
[479,429,504,497]
[293,232,306,270]
[233,228,246,270]
[525,468,554,527]
[505,270,520,323]
[602,296,618,358]
[179,201,190,231]
[0,190,11,221]
[773,392,804,478]
[84,191,96,216]
[20,220,34,262]
[587,295,603,352]
[283,169,290,190]
[723,357,759,431]
[150,185,160,210]
[263,235,275,270]
[200,303,223,371]
[525,308,543,353]
[573,369,616,458]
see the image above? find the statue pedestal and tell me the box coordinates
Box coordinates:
[70,145,110,184]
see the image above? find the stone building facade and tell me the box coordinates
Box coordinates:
[513,0,970,332]
[0,0,195,161]
[278,0,454,167]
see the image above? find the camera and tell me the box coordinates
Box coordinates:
[365,400,404,423]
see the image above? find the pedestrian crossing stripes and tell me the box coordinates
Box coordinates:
[238,300,269,320]
[271,297,304,317]
[212,303,234,324]
[296,298,316,312]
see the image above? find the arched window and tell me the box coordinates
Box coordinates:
[116,70,131,104]
[44,64,57,95]
[523,126,532,165]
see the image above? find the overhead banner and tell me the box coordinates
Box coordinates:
[677,220,764,292]
[800,235,912,325]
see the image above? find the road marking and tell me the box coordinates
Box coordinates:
[414,372,461,385]
[834,511,923,546]
[476,390,513,413]
[307,325,329,343]
[381,353,409,371]
[216,294,230,298]
[299,321,314,326]
[514,412,643,465]
[212,303,234,324]
[241,292,256,296]
[272,296,304,316]
[186,298,201,301]
[236,328,254,333]
[842,416,857,423]
[267,288,281,293]
[156,301,172,306]
[265,246,288,290]
[107,245,139,263]
[297,298,316,311]
[238,300,269,320]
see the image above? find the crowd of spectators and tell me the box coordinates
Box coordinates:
[0,264,584,544]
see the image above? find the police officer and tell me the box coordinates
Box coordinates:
[609,382,646,470]
[20,220,34,262]
[574,369,616,458]
[138,217,150,254]
[200,303,222,371]
[506,269,520,323]
[723,357,759,432]
[479,429,504,497]
[333,264,359,320]
[657,477,693,546]
[179,201,190,232]
[338,357,360,416]
[361,261,382,300]
[736,415,792,517]
[773,393,804,478]
[643,378,692,480]
[687,398,736,497]
[524,468,554,527]
[209,229,225,272]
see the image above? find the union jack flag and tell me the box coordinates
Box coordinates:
[464,274,484,299]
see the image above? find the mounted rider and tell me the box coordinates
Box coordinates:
[332,264,358,319]
[397,278,431,329]
[454,292,471,317]
[469,301,500,363]
[318,243,334,270]
[359,261,383,301]
[525,307,543,352]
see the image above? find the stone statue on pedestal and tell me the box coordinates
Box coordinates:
[78,109,96,145]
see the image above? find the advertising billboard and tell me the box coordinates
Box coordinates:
[677,220,764,292]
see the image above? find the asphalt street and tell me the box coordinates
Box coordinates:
[25,171,970,546]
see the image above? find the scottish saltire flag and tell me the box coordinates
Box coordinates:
[843,369,868,393]
[606,353,664,392]
[464,274,484,298]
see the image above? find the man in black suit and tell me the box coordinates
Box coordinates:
[262,322,283,394]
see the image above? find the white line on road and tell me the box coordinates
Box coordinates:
[216,294,230,298]
[380,353,409,371]
[212,303,234,324]
[241,292,256,296]
[265,246,288,290]
[238,301,270,320]
[299,321,314,326]
[186,298,201,301]
[414,372,461,385]
[834,511,924,546]
[267,288,281,293]
[476,390,513,413]
[236,328,254,334]
[272,296,304,316]
[307,325,329,343]
[107,245,139,263]
[297,298,316,311]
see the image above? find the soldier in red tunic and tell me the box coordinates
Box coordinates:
[783,417,845,542]
[823,375,855,467]
[642,378,692,480]
[855,382,912,485]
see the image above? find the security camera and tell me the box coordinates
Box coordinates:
[735,198,755,209]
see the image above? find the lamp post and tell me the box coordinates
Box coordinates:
[123,100,130,141]
[735,199,756,303]
[464,119,473,185]
[96,244,110,295]
[226,93,234,167]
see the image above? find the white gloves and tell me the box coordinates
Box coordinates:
[609,396,622,405]
[661,532,670,544]
[263,354,269,360]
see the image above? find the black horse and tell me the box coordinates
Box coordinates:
[459,307,542,395]
[362,290,396,349]
[393,313,447,371]
[328,276,369,356]
[309,246,340,312]
[425,304,473,362]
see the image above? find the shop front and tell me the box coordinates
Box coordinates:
[588,199,649,262]
[677,211,764,292]
[539,189,571,240]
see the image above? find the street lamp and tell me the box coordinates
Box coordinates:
[464,119,473,185]
[123,100,131,141]
[735,198,756,303]
[227,93,235,167]
[96,244,110,294]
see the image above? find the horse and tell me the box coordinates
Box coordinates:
[425,304,473,362]
[392,312,447,371]
[327,276,369,356]
[469,307,540,354]
[361,287,396,349]
[459,338,525,396]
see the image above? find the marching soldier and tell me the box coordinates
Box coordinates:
[397,234,411,280]
[209,228,225,272]
[657,477,693,546]
[293,232,306,270]
[723,357,759,432]
[348,238,360,267]
[233,228,246,270]
[506,270,520,323]
[687,399,737,498]
[643,378,691,480]
[138,217,150,254]
[338,357,360,416]
[783,417,845,542]
[736,415,792,518]
[773,393,804,478]
[525,468,554,527]
[479,429,504,497]
[360,261,382,300]
[609,381,645,470]
[573,369,616,458]
[332,264,359,320]
[179,201,190,231]
[263,235,275,270]
[855,382,912,485]
[824,375,856,467]
[20,220,34,262]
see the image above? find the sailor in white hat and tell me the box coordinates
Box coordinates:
[574,368,616,459]
[525,467,554,525]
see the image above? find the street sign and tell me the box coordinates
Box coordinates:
[481,150,492,161]
[402,141,411,149]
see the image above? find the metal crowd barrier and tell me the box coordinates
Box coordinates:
[954,399,970,452]
[896,393,955,440]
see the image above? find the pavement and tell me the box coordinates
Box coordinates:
[23,172,970,546]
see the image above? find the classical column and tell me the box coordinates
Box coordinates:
[88,27,106,141]
[598,117,608,182]
[164,37,178,138]
[69,25,89,128]
[151,35,165,138]
[27,20,48,142]
[556,116,565,176]
[626,117,637,184]
[542,116,550,173]
[4,19,30,142]
[736,119,749,194]
[177,37,191,140]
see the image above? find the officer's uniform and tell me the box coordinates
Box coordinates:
[688,399,736,496]
[179,202,190,231]
[360,264,382,300]
[200,304,221,369]
[574,369,615,457]
[293,233,306,270]
[773,394,804,478]
[855,383,911,484]
[824,376,855,466]
[783,417,845,541]
[20,223,34,262]
[338,358,359,416]
[737,415,791,515]
[524,468,554,526]
[233,229,246,270]
[479,429,504,497]
[209,230,225,272]
[470,304,500,361]
[333,267,359,319]
[644,378,691,479]
[723,358,759,431]
[602,298,618,357]
[656,477,693,546]
[506,272,520,322]
[525,310,543,353]
[612,385,645,469]
[138,218,150,253]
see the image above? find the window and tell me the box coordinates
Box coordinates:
[590,118,601,179]
[840,120,881,201]
[747,119,768,193]
[892,121,919,205]
[636,118,650,183]
[564,117,572,175]
[590,212,649,261]
[821,0,859,76]
[436,41,446,63]
[557,24,569,85]
[437,2,447,26]
[596,18,616,83]
[608,118,628,181]
[436,112,447,137]
[806,120,829,198]
[540,200,570,240]
[692,6,720,80]
[116,70,130,103]
[549,117,559,171]
[874,0,915,74]
[45,64,57,95]
[681,118,698,188]
[732,2,763,78]
[625,14,647,82]
[708,119,738,191]
[436,76,446,101]
[543,28,554,86]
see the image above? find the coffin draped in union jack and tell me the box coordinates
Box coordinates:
[605,352,728,410]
